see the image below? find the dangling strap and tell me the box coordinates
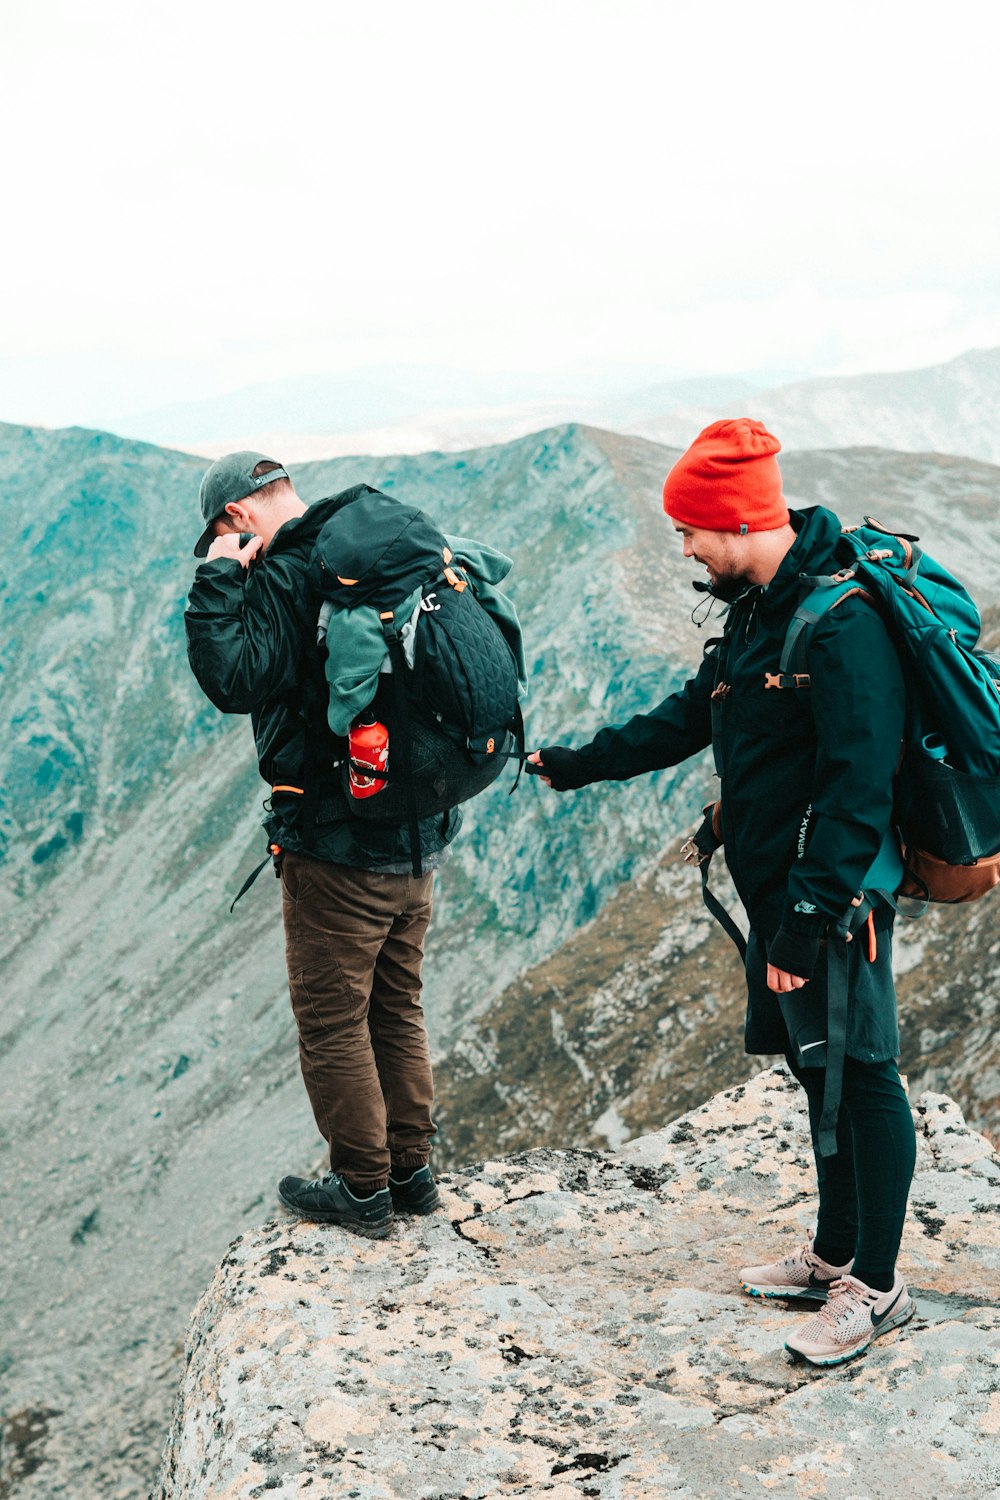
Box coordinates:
[699,860,747,960]
[816,896,873,1156]
[380,611,423,878]
[230,842,284,913]
[817,927,850,1157]
[508,701,527,795]
[681,805,747,961]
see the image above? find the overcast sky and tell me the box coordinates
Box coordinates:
[4,0,1000,429]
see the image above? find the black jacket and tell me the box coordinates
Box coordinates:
[185,485,461,869]
[546,507,906,980]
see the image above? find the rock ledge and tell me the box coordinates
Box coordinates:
[155,1068,1000,1499]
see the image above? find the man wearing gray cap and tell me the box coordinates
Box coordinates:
[186,452,453,1237]
[192,450,296,561]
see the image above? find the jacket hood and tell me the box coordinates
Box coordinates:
[266,486,372,557]
[759,505,844,616]
[310,490,449,609]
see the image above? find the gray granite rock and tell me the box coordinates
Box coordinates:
[155,1068,1000,1499]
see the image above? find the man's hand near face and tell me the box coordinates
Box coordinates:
[206,532,264,568]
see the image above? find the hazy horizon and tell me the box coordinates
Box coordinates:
[5,0,1000,433]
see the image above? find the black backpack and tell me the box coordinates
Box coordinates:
[310,488,523,872]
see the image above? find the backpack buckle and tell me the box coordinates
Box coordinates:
[681,836,709,867]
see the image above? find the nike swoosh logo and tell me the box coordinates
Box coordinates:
[871,1287,904,1325]
[808,1270,839,1289]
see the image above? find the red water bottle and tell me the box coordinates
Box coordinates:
[348,717,389,798]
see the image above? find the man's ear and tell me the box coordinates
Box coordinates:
[224,501,251,530]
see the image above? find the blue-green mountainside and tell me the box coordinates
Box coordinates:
[1,419,999,1498]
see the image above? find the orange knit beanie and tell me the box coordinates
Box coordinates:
[662,418,788,533]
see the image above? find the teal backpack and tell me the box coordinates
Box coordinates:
[780,516,1000,904]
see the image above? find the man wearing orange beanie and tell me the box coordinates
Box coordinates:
[530,418,917,1368]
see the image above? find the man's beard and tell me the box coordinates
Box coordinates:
[707,569,756,602]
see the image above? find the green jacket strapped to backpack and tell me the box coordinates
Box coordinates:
[319,533,528,736]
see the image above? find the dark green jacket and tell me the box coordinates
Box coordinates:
[557,506,906,985]
[185,485,461,869]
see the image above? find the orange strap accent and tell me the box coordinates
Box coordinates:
[443,565,467,593]
[866,910,877,963]
[829,587,876,610]
[271,784,305,796]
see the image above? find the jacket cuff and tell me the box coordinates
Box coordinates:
[195,556,245,577]
[767,914,825,981]
[537,745,598,792]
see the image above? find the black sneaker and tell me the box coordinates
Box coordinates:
[388,1164,442,1215]
[277,1172,394,1237]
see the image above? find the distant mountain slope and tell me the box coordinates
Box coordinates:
[108,348,1000,469]
[110,366,778,460]
[630,347,1000,464]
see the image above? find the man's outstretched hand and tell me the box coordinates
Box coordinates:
[526,750,552,787]
[206,533,263,568]
[526,746,591,792]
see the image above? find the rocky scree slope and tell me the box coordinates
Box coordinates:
[154,1068,1000,1500]
[434,837,1000,1171]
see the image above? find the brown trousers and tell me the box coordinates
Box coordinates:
[280,852,436,1191]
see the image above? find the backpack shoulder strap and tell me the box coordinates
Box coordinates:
[777,571,871,680]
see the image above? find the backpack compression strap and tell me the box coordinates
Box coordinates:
[380,610,424,879]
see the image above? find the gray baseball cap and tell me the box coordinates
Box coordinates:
[194,451,290,557]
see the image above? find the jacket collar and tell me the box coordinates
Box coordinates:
[758,505,843,615]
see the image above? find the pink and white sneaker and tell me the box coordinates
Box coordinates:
[784,1271,915,1365]
[739,1237,854,1302]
